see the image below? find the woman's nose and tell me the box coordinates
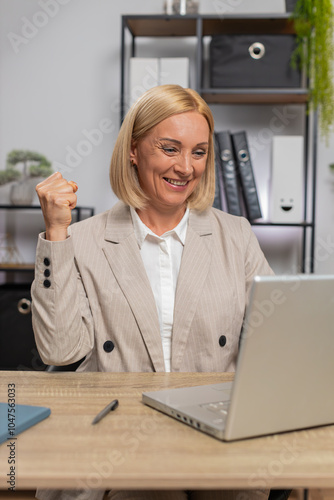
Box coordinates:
[174,152,193,176]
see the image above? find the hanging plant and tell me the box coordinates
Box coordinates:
[291,0,334,141]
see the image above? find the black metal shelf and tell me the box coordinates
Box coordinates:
[123,13,296,38]
[0,205,94,219]
[0,264,35,272]
[120,13,317,273]
[200,87,309,104]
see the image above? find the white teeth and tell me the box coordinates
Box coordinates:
[165,178,187,186]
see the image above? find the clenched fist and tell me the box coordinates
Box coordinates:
[36,172,78,241]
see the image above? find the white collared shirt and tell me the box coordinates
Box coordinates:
[130,206,189,372]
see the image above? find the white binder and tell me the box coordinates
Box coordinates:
[270,136,304,223]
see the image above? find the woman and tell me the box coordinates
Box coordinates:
[32,85,272,500]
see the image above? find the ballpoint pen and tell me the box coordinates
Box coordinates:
[91,399,119,425]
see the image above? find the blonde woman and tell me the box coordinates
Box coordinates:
[32,85,272,500]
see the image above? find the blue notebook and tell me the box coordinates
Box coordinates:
[0,402,51,444]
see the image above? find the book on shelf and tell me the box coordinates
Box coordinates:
[214,131,243,216]
[231,130,262,221]
[213,136,223,210]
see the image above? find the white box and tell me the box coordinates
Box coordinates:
[129,57,190,106]
[129,58,159,106]
[270,136,304,223]
[160,58,189,87]
[208,0,286,14]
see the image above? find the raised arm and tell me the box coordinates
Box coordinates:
[31,173,95,366]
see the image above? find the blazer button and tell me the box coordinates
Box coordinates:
[43,279,51,288]
[44,269,51,277]
[44,257,50,266]
[219,335,227,347]
[103,340,114,353]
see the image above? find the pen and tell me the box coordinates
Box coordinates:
[91,399,119,425]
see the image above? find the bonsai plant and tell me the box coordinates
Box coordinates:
[0,150,53,205]
[6,149,53,179]
[0,168,21,186]
[291,0,334,141]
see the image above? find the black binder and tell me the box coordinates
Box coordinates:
[213,137,223,210]
[215,131,243,216]
[231,131,262,221]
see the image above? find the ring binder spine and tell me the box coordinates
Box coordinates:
[215,131,243,216]
[231,131,262,221]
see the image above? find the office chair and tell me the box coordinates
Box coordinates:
[268,490,292,500]
[46,359,84,372]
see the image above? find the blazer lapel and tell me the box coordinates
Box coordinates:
[171,209,213,371]
[102,203,165,372]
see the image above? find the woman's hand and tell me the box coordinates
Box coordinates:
[36,172,78,241]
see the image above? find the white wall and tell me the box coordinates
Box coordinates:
[1,0,334,275]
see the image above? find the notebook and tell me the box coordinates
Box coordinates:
[142,274,334,441]
[0,403,51,444]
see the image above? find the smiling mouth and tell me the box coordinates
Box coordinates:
[164,177,188,186]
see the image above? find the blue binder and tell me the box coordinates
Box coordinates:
[0,403,51,444]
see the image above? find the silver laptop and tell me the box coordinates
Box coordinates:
[142,274,334,441]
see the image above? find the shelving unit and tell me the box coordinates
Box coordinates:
[120,13,317,273]
[0,204,95,370]
[0,205,95,273]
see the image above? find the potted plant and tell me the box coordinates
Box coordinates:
[291,0,334,141]
[0,168,21,187]
[0,150,53,205]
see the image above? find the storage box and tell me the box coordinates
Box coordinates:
[285,0,298,12]
[210,0,286,14]
[0,284,47,370]
[160,58,189,87]
[129,57,190,105]
[210,34,301,88]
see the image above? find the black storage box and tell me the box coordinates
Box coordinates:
[210,34,301,88]
[0,284,46,371]
[285,0,298,12]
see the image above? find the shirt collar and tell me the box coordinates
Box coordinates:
[130,206,189,249]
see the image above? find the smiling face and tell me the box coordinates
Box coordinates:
[130,111,210,218]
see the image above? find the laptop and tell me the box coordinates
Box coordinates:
[142,274,334,441]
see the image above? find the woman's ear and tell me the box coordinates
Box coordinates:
[130,141,137,167]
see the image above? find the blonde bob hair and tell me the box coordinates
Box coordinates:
[110,84,215,211]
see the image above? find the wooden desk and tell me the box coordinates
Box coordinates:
[0,371,334,490]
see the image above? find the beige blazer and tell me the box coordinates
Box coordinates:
[33,202,273,500]
[31,202,273,374]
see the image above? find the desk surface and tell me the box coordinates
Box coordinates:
[0,371,334,490]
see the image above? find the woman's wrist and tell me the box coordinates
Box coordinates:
[45,226,68,241]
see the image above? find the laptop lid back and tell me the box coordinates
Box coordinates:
[224,274,334,440]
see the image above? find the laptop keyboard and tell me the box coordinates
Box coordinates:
[201,400,230,416]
